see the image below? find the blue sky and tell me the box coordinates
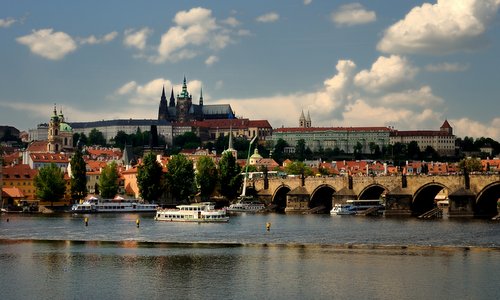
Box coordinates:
[1,0,499,140]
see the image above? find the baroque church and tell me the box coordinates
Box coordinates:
[158,77,235,123]
[47,105,73,153]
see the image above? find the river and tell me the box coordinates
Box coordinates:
[1,212,499,299]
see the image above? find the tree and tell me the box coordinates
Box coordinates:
[34,163,66,204]
[70,147,87,202]
[285,161,313,176]
[196,156,218,201]
[295,139,306,161]
[173,131,201,150]
[73,132,88,147]
[166,154,196,203]
[99,161,119,198]
[137,153,164,202]
[89,129,106,146]
[458,157,483,173]
[407,141,421,159]
[218,151,242,200]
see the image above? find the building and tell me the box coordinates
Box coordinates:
[187,118,273,144]
[270,112,391,153]
[47,106,73,153]
[1,164,38,200]
[158,77,235,123]
[389,120,456,156]
[70,119,173,145]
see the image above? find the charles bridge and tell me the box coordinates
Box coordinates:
[247,173,500,217]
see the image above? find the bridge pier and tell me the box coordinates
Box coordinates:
[333,187,356,204]
[285,186,310,213]
[384,187,412,216]
[448,188,475,218]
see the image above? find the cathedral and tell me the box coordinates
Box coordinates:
[158,77,235,123]
[47,105,73,153]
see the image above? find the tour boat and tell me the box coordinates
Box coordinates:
[330,199,384,216]
[227,198,266,213]
[154,202,229,222]
[71,197,158,213]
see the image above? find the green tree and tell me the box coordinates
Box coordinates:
[196,156,218,201]
[99,161,119,198]
[174,131,201,150]
[73,132,88,147]
[295,139,306,161]
[34,163,66,204]
[137,153,164,202]
[70,147,87,202]
[285,161,313,176]
[218,151,242,200]
[407,141,421,159]
[166,154,196,203]
[458,157,483,172]
[89,129,107,146]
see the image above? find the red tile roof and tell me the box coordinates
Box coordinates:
[2,187,25,198]
[27,141,48,152]
[390,130,452,137]
[30,153,71,163]
[2,164,38,179]
[274,127,391,133]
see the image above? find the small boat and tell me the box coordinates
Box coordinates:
[71,197,158,213]
[330,199,384,216]
[155,202,229,222]
[227,198,265,213]
[330,203,356,215]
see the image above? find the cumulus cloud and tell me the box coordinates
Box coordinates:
[79,31,118,45]
[256,12,280,23]
[354,55,418,92]
[331,3,376,26]
[425,62,469,72]
[304,0,312,5]
[205,55,219,66]
[0,17,16,28]
[377,0,500,54]
[222,17,240,27]
[16,28,77,60]
[124,27,152,50]
[379,86,444,108]
[451,117,500,140]
[153,7,233,63]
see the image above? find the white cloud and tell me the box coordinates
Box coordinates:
[425,62,469,72]
[16,28,77,60]
[205,55,219,66]
[377,0,500,54]
[222,17,240,27]
[331,3,376,26]
[124,27,152,50]
[153,7,233,63]
[237,29,252,36]
[379,86,444,108]
[79,31,118,45]
[256,12,280,23]
[0,17,16,28]
[354,55,418,92]
[115,81,138,96]
[451,118,500,140]
[304,0,312,5]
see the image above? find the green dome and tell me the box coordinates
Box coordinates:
[60,122,72,132]
[250,148,262,160]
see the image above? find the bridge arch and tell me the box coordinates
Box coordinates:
[358,184,387,200]
[475,182,500,217]
[412,182,449,216]
[309,184,336,211]
[272,184,291,213]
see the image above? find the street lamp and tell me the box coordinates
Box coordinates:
[241,135,258,198]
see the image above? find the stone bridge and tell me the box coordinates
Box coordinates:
[247,174,500,217]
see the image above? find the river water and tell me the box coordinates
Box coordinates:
[1,213,499,299]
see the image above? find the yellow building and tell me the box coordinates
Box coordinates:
[1,164,38,200]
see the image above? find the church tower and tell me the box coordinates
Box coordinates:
[299,110,306,128]
[306,111,312,128]
[158,86,169,121]
[176,76,192,122]
[440,120,453,135]
[47,105,63,153]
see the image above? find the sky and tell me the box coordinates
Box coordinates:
[1,0,499,140]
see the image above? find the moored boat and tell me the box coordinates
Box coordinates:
[330,199,384,216]
[71,197,158,213]
[227,198,265,213]
[155,202,229,222]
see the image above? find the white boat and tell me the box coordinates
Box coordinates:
[330,199,384,215]
[154,202,229,222]
[330,203,356,215]
[71,197,158,213]
[227,198,265,213]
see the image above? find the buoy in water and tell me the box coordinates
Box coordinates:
[84,217,88,226]
[266,222,271,231]
[136,218,140,228]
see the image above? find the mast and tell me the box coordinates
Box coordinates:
[241,135,257,198]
